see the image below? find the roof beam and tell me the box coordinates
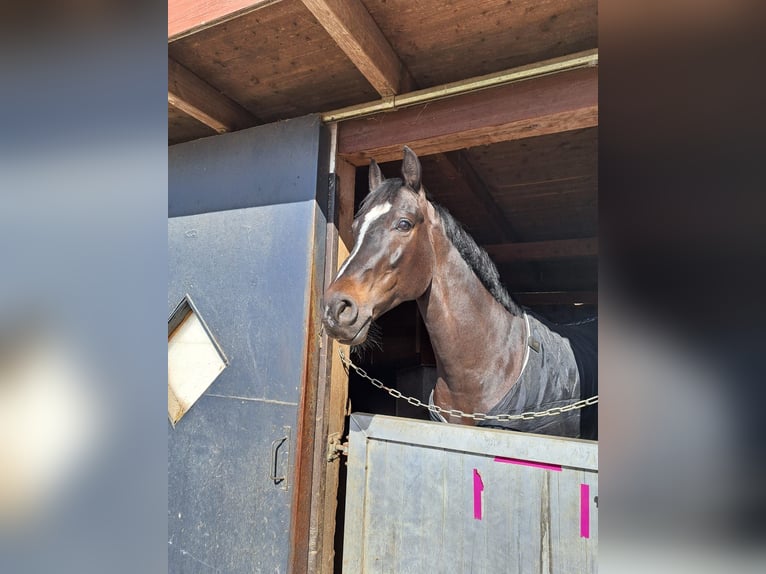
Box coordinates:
[337,66,598,165]
[169,0,283,42]
[512,291,597,306]
[435,151,519,243]
[168,58,257,133]
[485,238,598,263]
[300,0,415,96]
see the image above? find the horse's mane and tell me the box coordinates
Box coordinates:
[359,178,522,317]
[433,202,522,316]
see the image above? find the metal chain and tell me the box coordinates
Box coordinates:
[338,349,598,422]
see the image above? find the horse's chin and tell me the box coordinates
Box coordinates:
[332,317,371,346]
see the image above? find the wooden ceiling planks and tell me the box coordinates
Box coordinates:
[168,0,379,125]
[360,0,597,89]
[169,0,284,41]
[465,127,597,241]
[467,127,597,190]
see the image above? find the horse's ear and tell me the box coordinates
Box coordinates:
[368,160,384,192]
[401,145,421,191]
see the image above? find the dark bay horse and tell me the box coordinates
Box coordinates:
[322,147,597,439]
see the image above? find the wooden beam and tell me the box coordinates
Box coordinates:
[512,291,597,306]
[438,150,519,243]
[300,0,415,96]
[337,66,598,165]
[168,58,257,133]
[485,238,598,263]
[168,0,282,42]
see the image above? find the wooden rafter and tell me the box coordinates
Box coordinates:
[337,67,598,165]
[438,150,519,243]
[168,58,257,133]
[300,0,415,96]
[168,0,283,42]
[484,238,598,263]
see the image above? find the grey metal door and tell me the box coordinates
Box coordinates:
[168,115,328,573]
[343,414,598,573]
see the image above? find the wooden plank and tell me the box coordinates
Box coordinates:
[168,103,217,145]
[301,0,415,96]
[362,0,597,88]
[168,0,282,41]
[168,58,257,133]
[484,237,598,263]
[168,0,380,126]
[512,291,597,306]
[337,66,598,165]
[317,157,355,574]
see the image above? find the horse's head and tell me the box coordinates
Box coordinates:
[322,146,437,345]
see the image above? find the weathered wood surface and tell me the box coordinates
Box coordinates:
[301,0,415,96]
[337,67,598,165]
[168,58,257,133]
[169,0,378,125]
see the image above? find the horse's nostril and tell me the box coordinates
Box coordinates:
[331,296,358,326]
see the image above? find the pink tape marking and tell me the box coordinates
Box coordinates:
[580,483,590,538]
[473,468,484,520]
[493,456,562,472]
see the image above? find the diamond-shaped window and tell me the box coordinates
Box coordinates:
[168,295,227,426]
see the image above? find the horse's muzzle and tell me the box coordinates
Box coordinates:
[322,293,370,345]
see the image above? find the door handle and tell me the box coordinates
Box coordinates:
[269,426,290,490]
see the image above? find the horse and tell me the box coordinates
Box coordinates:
[322,146,597,439]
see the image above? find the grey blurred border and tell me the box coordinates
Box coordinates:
[0,2,168,573]
[600,1,766,572]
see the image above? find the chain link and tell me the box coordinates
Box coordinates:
[338,349,598,422]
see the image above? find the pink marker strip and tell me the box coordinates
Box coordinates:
[580,483,590,538]
[493,456,562,472]
[473,468,484,520]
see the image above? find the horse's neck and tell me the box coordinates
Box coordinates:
[416,238,527,422]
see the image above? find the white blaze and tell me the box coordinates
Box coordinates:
[335,202,392,280]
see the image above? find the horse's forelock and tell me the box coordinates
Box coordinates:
[357,178,404,219]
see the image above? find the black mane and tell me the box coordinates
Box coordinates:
[359,178,522,317]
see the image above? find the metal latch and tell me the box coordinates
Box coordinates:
[270,425,291,490]
[327,432,348,462]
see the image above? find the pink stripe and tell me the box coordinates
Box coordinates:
[473,469,483,520]
[580,483,590,538]
[493,456,562,472]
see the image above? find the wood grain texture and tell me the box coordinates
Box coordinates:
[337,66,598,165]
[361,0,597,88]
[168,103,217,145]
[301,0,415,96]
[169,0,282,41]
[169,0,379,124]
[317,157,355,574]
[168,57,258,132]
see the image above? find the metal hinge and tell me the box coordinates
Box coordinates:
[327,432,348,462]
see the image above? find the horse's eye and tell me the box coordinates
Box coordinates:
[396,219,413,232]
